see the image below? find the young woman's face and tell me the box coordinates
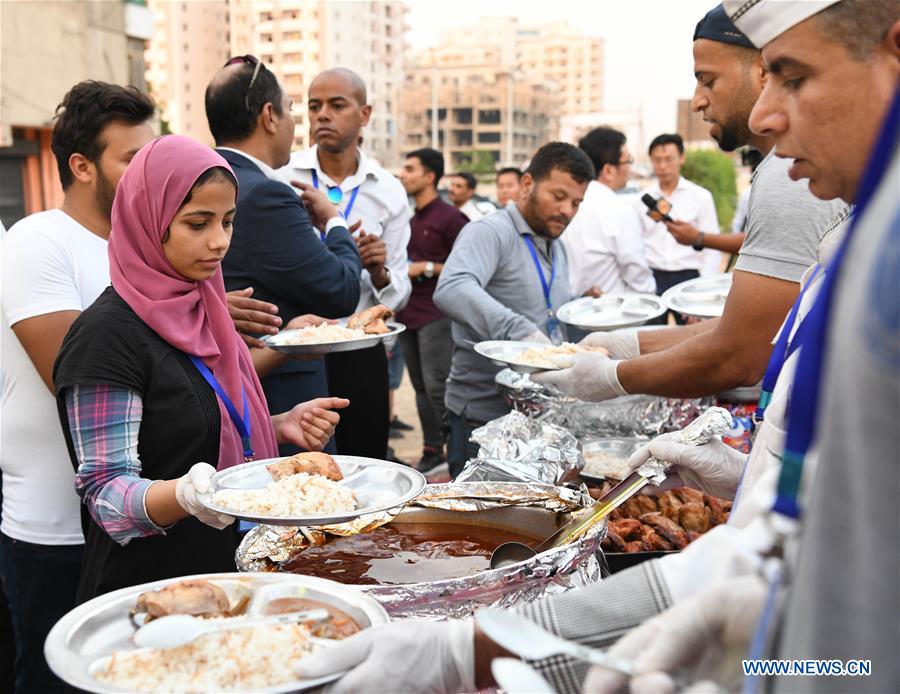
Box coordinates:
[163,177,236,282]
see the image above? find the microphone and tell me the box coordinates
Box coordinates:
[641,193,673,223]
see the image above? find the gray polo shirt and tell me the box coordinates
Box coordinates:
[735,149,845,281]
[434,204,572,422]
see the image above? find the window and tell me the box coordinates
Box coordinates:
[453,108,472,125]
[478,132,501,144]
[478,109,501,124]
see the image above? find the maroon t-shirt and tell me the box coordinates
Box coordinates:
[397,196,469,330]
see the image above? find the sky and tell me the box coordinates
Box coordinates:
[406,0,716,146]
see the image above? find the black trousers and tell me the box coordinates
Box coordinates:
[326,344,390,459]
[649,268,701,325]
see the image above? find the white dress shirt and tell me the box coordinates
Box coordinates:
[284,146,412,313]
[562,181,656,295]
[638,176,722,275]
[459,198,485,222]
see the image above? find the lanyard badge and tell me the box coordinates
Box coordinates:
[312,169,360,242]
[522,235,563,343]
[188,356,254,461]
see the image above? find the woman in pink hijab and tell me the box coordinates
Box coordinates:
[53,135,347,601]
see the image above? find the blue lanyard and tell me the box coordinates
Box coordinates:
[773,87,899,521]
[312,169,360,242]
[522,235,556,317]
[188,355,254,461]
[753,265,822,425]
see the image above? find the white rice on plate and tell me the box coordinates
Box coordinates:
[94,622,314,691]
[213,472,357,517]
[275,323,367,345]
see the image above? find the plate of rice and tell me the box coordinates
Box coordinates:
[474,340,608,374]
[45,572,389,693]
[198,453,427,526]
[261,319,406,356]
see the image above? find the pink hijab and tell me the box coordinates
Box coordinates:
[109,135,279,468]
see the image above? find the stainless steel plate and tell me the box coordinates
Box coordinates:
[261,319,406,355]
[661,273,733,319]
[44,572,389,693]
[198,455,426,526]
[473,340,569,374]
[580,437,647,482]
[557,293,666,331]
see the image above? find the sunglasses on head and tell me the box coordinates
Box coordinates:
[223,55,264,115]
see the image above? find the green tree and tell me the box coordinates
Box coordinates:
[456,150,498,176]
[682,150,737,231]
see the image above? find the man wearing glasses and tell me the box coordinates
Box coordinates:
[561,127,656,297]
[205,56,363,453]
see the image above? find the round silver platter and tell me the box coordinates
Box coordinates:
[473,340,569,374]
[557,293,667,332]
[198,455,426,526]
[661,273,733,319]
[579,436,648,483]
[44,572,390,694]
[261,319,406,355]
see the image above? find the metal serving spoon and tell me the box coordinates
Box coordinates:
[491,658,556,694]
[134,609,329,650]
[476,609,634,676]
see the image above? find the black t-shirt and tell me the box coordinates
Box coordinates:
[54,287,238,602]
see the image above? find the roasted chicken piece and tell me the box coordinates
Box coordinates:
[679,501,712,534]
[639,525,674,551]
[266,452,343,482]
[640,512,689,549]
[673,487,705,504]
[686,530,703,543]
[347,304,393,333]
[635,494,659,515]
[705,495,733,527]
[601,531,627,553]
[624,541,644,553]
[609,518,643,541]
[134,580,230,621]
[658,490,684,523]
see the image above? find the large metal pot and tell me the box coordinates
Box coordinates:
[236,487,605,620]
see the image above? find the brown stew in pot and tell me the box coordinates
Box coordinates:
[280,522,539,585]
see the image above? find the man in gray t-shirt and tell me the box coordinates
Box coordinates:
[534,12,846,402]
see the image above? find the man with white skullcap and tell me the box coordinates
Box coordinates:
[586,1,899,692]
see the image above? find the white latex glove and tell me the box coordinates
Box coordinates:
[296,618,475,693]
[626,436,747,499]
[578,329,640,359]
[584,575,768,694]
[522,329,552,345]
[531,351,626,402]
[174,462,234,529]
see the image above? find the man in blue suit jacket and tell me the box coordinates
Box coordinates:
[205,57,362,455]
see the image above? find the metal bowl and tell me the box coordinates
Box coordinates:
[580,437,648,482]
[238,502,606,620]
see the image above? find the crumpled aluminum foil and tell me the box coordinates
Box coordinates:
[455,411,582,485]
[235,482,605,620]
[496,368,715,438]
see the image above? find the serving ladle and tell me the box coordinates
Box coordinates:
[489,407,733,570]
[134,608,329,650]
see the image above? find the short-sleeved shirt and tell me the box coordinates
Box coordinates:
[396,196,468,330]
[53,287,236,601]
[0,209,109,545]
[734,150,847,282]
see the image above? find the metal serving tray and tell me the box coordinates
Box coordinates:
[44,572,389,693]
[579,437,648,483]
[261,319,406,355]
[557,293,666,331]
[661,273,733,319]
[198,455,426,526]
[473,340,570,374]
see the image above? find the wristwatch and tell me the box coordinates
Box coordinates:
[692,232,706,251]
[424,261,435,279]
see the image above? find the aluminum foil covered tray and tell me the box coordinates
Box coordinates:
[236,482,606,620]
[44,572,389,693]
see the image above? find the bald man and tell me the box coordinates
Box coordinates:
[283,68,411,460]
